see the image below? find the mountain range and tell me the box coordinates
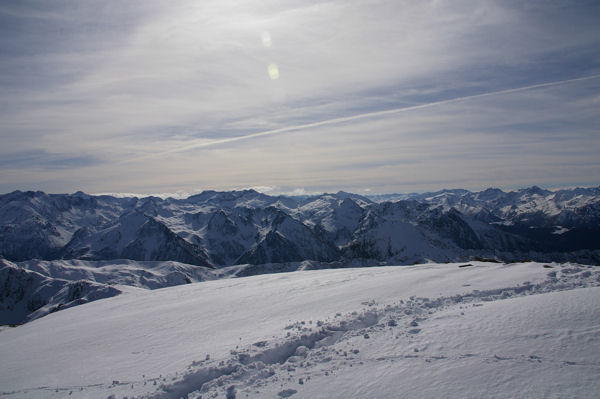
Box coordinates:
[2,186,599,267]
[2,186,600,324]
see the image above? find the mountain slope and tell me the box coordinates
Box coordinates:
[0,259,122,324]
[1,261,598,398]
[61,211,213,266]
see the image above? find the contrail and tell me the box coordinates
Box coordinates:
[154,74,600,156]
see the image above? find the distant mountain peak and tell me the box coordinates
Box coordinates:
[520,186,551,195]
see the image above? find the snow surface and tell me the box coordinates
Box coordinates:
[1,262,599,398]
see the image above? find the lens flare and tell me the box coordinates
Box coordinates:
[261,31,272,48]
[268,63,279,80]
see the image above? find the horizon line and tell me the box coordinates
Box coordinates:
[3,183,599,199]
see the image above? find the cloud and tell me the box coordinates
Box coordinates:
[93,190,203,200]
[137,73,600,157]
[1,0,599,193]
[0,150,103,170]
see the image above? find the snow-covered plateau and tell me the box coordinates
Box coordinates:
[1,261,599,398]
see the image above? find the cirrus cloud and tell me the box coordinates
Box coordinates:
[0,0,599,194]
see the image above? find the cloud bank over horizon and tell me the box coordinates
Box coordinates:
[1,0,599,195]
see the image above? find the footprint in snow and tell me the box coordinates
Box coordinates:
[278,388,298,397]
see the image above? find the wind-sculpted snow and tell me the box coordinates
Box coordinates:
[1,262,598,398]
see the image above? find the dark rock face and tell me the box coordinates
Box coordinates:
[420,209,483,250]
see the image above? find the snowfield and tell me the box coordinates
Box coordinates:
[1,261,599,398]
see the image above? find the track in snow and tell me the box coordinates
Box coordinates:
[146,264,600,399]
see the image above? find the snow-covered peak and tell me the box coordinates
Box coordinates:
[474,187,505,201]
[1,186,599,270]
[333,190,373,206]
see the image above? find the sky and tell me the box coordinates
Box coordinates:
[0,0,599,196]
